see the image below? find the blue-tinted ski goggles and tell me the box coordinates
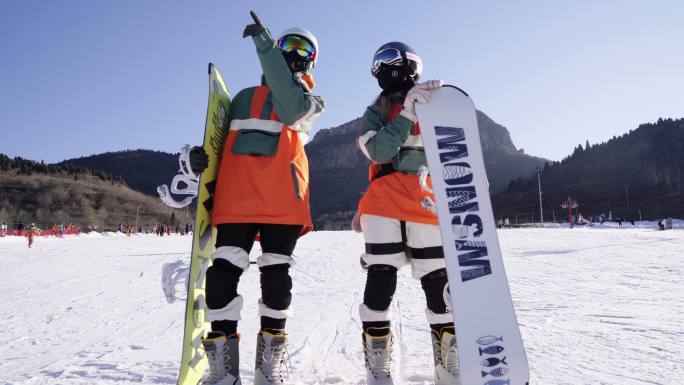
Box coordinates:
[371,48,422,77]
[277,35,316,62]
[372,48,403,75]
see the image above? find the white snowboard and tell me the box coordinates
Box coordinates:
[416,86,530,385]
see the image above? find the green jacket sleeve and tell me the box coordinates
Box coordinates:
[251,30,322,127]
[358,106,415,163]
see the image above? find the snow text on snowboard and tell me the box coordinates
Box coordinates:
[416,85,530,385]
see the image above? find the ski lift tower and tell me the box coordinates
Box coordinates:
[561,197,579,227]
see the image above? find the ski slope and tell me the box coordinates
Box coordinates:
[1,228,682,385]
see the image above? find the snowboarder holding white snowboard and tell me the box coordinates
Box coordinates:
[188,11,324,385]
[353,42,461,385]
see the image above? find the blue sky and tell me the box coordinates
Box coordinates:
[1,0,682,163]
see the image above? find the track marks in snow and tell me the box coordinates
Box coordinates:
[2,229,683,384]
[501,228,684,385]
[35,360,177,384]
[0,234,189,385]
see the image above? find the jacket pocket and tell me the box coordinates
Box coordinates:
[231,129,280,156]
[290,163,302,200]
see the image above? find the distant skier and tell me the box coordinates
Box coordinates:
[497,218,503,229]
[352,41,459,385]
[658,220,665,231]
[188,11,324,385]
[504,217,510,228]
[26,223,39,248]
[0,222,7,237]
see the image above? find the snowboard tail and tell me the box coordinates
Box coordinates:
[177,63,231,385]
[416,86,530,385]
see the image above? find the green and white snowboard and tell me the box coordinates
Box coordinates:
[176,63,231,385]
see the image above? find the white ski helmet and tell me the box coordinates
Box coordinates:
[277,27,319,71]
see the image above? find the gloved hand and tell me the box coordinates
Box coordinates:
[420,80,444,90]
[242,10,265,38]
[401,80,444,119]
[189,146,209,175]
[351,211,362,233]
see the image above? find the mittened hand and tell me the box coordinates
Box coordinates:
[403,86,431,116]
[406,86,431,105]
[189,146,209,175]
[351,211,362,233]
[417,79,444,90]
[402,80,444,118]
[242,10,266,38]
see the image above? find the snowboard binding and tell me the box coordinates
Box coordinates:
[157,144,200,209]
[161,259,189,304]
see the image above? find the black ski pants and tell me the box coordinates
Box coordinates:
[206,223,302,335]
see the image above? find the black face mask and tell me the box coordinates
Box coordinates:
[282,51,312,74]
[376,65,414,94]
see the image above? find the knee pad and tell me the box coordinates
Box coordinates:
[260,263,292,311]
[420,268,449,314]
[363,264,398,311]
[206,258,244,309]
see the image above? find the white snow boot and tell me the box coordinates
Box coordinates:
[254,330,290,385]
[362,327,394,385]
[431,327,461,385]
[201,331,242,385]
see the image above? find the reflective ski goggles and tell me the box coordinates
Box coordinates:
[371,48,423,77]
[278,35,316,61]
[371,48,404,75]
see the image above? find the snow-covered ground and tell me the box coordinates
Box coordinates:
[1,228,682,385]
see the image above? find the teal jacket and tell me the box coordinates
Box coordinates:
[358,92,427,175]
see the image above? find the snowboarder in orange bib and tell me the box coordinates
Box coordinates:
[353,42,460,385]
[188,11,324,385]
